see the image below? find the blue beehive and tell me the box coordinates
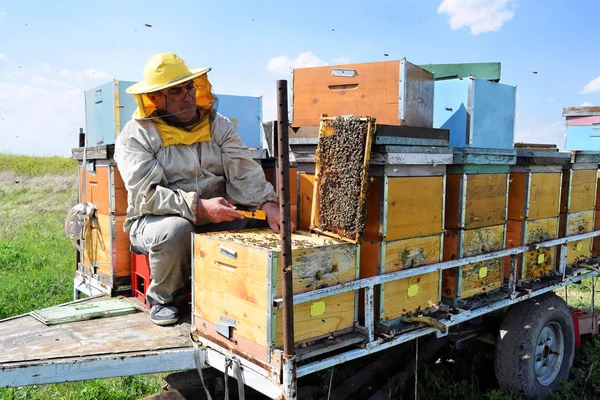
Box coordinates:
[83,80,264,149]
[563,106,600,151]
[433,77,516,150]
[84,80,138,147]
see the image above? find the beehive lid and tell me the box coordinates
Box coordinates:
[310,115,375,243]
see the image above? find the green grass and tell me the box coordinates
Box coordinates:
[0,154,166,400]
[2,153,600,399]
[0,154,77,177]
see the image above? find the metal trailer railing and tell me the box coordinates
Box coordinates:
[192,229,600,400]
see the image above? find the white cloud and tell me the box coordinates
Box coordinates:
[515,120,566,148]
[580,76,600,94]
[332,57,351,64]
[546,97,556,102]
[0,66,112,156]
[0,52,10,62]
[267,52,328,75]
[438,0,515,35]
[581,101,594,106]
[40,63,52,73]
[0,12,7,19]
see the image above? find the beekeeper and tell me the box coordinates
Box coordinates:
[114,53,289,326]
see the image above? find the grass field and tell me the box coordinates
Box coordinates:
[1,153,600,399]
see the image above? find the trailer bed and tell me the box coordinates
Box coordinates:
[0,296,195,387]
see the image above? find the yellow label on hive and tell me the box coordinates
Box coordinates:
[576,242,583,251]
[407,283,419,298]
[310,301,326,317]
[479,267,488,279]
[538,253,545,264]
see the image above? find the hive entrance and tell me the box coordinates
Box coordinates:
[310,115,375,243]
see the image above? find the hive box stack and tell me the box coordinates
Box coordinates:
[290,59,454,329]
[72,145,131,296]
[562,107,600,265]
[504,145,571,286]
[433,74,517,306]
[558,151,600,266]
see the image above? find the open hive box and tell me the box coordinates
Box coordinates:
[191,229,359,363]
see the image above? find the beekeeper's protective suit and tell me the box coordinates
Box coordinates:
[114,53,280,326]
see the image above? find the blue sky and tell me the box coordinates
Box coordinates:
[0,0,599,156]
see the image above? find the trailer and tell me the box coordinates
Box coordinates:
[2,62,600,400]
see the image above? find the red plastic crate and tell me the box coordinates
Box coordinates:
[570,307,599,348]
[131,253,151,308]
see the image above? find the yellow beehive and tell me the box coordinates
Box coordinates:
[192,229,358,363]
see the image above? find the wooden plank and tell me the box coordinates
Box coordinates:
[370,152,454,166]
[562,169,598,213]
[572,152,600,164]
[79,166,128,215]
[295,332,366,362]
[82,214,130,279]
[275,291,355,347]
[510,165,564,173]
[382,235,442,272]
[374,125,449,141]
[507,172,527,221]
[370,145,452,154]
[515,143,558,150]
[72,145,115,161]
[0,297,191,364]
[594,212,600,257]
[563,106,600,117]
[381,271,439,320]
[418,62,501,81]
[447,165,510,174]
[292,61,403,127]
[453,153,516,165]
[374,137,448,146]
[298,173,315,230]
[383,176,445,241]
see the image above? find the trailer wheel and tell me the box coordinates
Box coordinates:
[494,293,574,399]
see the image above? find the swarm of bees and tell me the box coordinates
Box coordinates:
[315,116,373,240]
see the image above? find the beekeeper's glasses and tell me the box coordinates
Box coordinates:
[162,81,197,101]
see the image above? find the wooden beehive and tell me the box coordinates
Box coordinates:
[72,145,131,296]
[192,229,358,363]
[361,235,442,322]
[442,224,505,301]
[558,152,600,266]
[506,217,560,281]
[441,149,515,304]
[291,59,434,128]
[504,148,571,283]
[445,167,510,230]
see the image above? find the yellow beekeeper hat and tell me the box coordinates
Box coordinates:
[126,53,211,95]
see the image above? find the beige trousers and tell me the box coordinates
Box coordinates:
[130,214,268,306]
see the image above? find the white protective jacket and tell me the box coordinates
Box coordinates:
[114,113,278,235]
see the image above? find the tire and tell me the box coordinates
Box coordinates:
[494,292,575,399]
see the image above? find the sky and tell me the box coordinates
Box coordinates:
[0,0,599,157]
